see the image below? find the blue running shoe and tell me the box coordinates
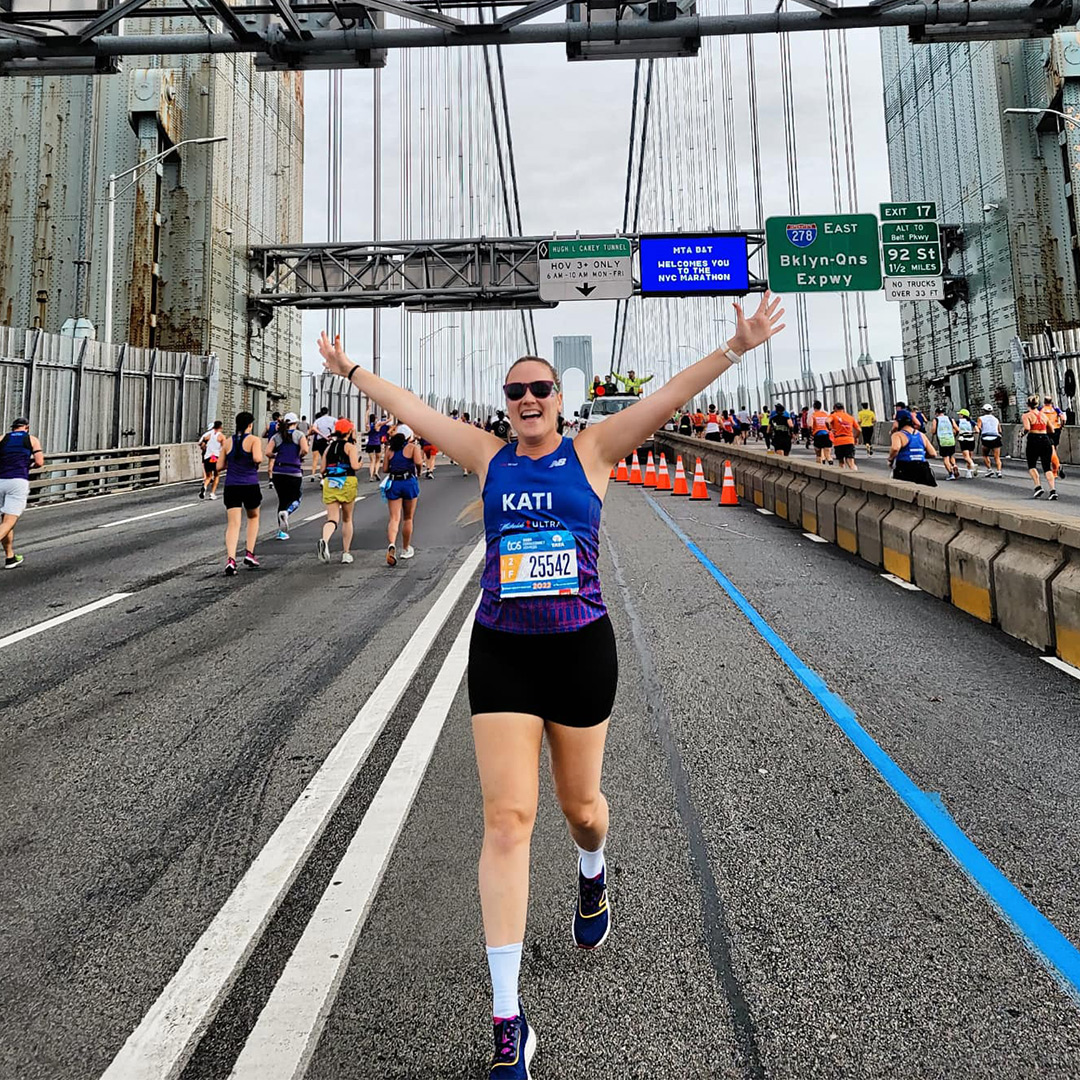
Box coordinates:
[573,863,611,949]
[489,1003,536,1079]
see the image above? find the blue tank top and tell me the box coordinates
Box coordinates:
[388,446,416,476]
[0,430,33,480]
[896,430,927,463]
[225,432,259,485]
[273,430,304,476]
[478,436,606,634]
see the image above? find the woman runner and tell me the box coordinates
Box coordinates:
[381,424,424,565]
[888,409,938,487]
[318,291,784,1079]
[1022,395,1059,499]
[267,412,308,539]
[220,411,263,575]
[363,413,383,481]
[317,418,362,564]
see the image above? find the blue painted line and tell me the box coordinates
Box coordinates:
[644,492,1080,1003]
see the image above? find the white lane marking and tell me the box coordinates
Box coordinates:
[230,598,480,1079]
[802,532,829,543]
[100,540,485,1080]
[297,511,328,524]
[881,572,921,592]
[1043,656,1080,681]
[96,504,196,529]
[0,592,133,651]
[755,508,775,516]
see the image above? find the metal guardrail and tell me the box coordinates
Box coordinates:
[28,446,162,506]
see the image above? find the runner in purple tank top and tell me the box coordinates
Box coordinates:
[220,411,264,576]
[317,292,786,1079]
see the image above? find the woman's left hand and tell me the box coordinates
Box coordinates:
[729,291,786,354]
[318,331,354,379]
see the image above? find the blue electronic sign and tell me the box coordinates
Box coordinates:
[638,234,750,295]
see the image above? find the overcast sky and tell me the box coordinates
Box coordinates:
[300,15,902,388]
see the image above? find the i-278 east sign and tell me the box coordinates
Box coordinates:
[765,214,882,293]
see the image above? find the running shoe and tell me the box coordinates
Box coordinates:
[209,492,218,500]
[224,557,237,576]
[945,474,957,481]
[199,485,206,500]
[386,543,397,566]
[572,863,611,949]
[1033,487,1044,499]
[317,538,331,564]
[278,510,289,532]
[1050,490,1059,500]
[5,554,24,570]
[244,551,260,568]
[401,545,415,560]
[276,530,290,541]
[341,551,354,564]
[489,1004,536,1080]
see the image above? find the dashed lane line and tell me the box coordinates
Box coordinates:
[0,593,133,652]
[881,572,921,591]
[802,532,829,543]
[230,596,480,1078]
[1043,656,1080,682]
[755,508,774,516]
[96,504,197,528]
[99,539,484,1080]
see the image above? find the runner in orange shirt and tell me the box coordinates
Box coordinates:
[829,402,859,471]
[692,409,706,438]
[811,399,833,464]
[1042,396,1066,479]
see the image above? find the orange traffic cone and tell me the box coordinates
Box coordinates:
[628,452,643,485]
[656,452,671,491]
[615,456,629,482]
[670,455,690,496]
[609,462,617,480]
[719,460,739,505]
[690,458,711,500]
[643,451,657,488]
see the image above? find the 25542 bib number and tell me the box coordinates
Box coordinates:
[499,530,579,599]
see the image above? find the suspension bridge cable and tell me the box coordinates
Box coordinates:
[823,31,854,367]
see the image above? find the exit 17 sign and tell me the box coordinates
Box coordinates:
[879,202,942,278]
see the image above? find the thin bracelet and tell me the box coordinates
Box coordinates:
[346,364,360,382]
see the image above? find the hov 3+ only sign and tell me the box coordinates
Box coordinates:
[765,215,882,292]
[537,238,633,302]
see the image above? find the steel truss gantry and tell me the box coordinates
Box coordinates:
[0,0,1075,75]
[251,233,768,312]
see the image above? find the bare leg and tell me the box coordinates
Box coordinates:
[0,512,18,549]
[341,500,355,554]
[225,507,242,560]
[401,498,417,550]
[244,508,260,553]
[387,499,403,547]
[322,503,341,547]
[472,713,544,946]
[546,718,611,855]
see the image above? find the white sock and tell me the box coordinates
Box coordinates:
[576,840,606,880]
[486,943,522,1019]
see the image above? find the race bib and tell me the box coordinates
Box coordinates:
[327,475,345,490]
[499,531,579,599]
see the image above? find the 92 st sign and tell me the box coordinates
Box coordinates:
[880,220,942,276]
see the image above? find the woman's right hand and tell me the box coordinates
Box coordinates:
[318,331,354,379]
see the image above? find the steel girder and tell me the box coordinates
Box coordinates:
[252,233,768,311]
[0,0,1076,74]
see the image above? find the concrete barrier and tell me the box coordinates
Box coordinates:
[160,443,202,484]
[654,433,1078,667]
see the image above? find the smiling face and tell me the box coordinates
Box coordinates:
[504,357,562,443]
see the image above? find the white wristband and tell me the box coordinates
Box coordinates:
[721,344,743,366]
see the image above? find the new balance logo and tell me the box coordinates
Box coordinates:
[548,457,567,468]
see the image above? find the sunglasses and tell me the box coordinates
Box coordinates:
[503,380,557,401]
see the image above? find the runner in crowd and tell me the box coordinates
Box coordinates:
[420,431,439,478]
[720,409,735,444]
[199,420,224,500]
[760,406,772,450]
[382,424,424,565]
[1043,396,1066,479]
[977,404,1003,477]
[297,415,311,437]
[932,406,960,480]
[263,411,281,487]
[363,413,383,482]
[829,402,859,471]
[750,409,761,441]
[704,405,721,442]
[770,403,793,456]
[1022,395,1058,499]
[857,401,876,456]
[811,400,833,464]
[317,418,361,564]
[736,405,752,444]
[677,410,693,436]
[310,407,335,481]
[955,409,978,477]
[0,418,43,570]
[221,411,263,576]
[888,409,938,487]
[317,290,785,1080]
[267,412,308,539]
[692,407,705,438]
[800,405,812,448]
[490,410,512,443]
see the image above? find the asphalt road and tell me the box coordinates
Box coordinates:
[2,468,1079,1079]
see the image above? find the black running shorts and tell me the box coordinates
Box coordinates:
[861,426,874,445]
[834,442,855,461]
[1026,433,1053,472]
[813,431,832,449]
[223,483,263,510]
[468,614,618,728]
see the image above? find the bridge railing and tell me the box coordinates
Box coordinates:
[28,446,163,505]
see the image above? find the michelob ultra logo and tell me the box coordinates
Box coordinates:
[785,223,817,248]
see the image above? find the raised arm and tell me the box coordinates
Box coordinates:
[577,293,785,469]
[318,332,502,473]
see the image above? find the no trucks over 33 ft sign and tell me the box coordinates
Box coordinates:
[764,214,882,292]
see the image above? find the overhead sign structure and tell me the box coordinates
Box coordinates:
[537,238,633,302]
[638,234,750,295]
[765,215,882,292]
[879,202,942,303]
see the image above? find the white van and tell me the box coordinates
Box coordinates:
[577,394,639,428]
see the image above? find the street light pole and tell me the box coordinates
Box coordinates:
[1004,106,1080,129]
[104,135,227,343]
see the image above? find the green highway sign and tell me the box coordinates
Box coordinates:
[537,237,633,302]
[880,220,939,245]
[880,218,942,277]
[880,201,937,221]
[765,214,882,292]
[538,238,631,260]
